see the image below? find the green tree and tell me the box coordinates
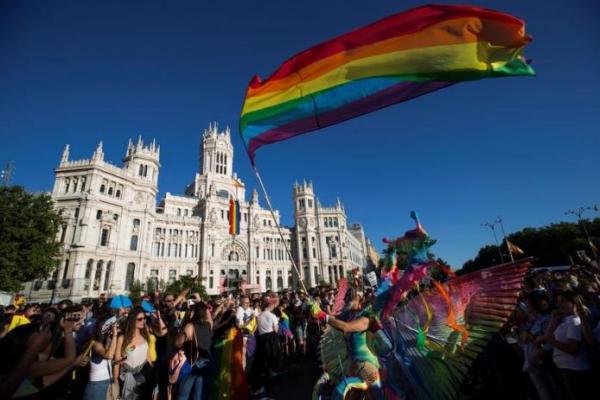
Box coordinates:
[0,186,63,292]
[458,218,600,275]
[165,275,206,299]
[128,280,143,304]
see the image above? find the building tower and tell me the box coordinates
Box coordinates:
[293,180,318,286]
[123,136,161,187]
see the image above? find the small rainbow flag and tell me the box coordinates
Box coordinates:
[240,4,534,162]
[229,199,240,235]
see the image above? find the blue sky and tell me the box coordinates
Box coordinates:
[1,0,599,268]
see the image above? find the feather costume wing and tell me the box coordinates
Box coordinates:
[388,259,531,400]
[319,325,352,383]
[332,278,349,316]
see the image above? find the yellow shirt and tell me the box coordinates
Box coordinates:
[148,334,157,362]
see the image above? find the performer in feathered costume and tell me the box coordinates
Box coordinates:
[311,212,531,400]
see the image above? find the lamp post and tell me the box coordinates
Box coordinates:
[565,207,596,257]
[482,221,504,263]
[496,216,514,263]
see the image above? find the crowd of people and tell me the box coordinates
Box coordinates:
[0,284,338,400]
[0,258,599,400]
[466,259,600,400]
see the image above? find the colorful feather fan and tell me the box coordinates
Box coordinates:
[387,258,532,400]
[332,277,349,316]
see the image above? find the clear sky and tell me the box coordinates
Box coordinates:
[1,0,599,268]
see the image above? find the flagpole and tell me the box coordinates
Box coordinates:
[251,163,308,294]
[497,216,514,263]
[482,221,505,264]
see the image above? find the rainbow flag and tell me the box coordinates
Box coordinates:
[229,199,240,235]
[240,4,534,162]
[210,327,248,400]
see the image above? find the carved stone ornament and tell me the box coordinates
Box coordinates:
[134,192,145,204]
[208,208,217,228]
[299,217,307,228]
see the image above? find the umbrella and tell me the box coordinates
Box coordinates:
[109,294,132,309]
[141,300,155,314]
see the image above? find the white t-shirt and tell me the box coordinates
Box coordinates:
[257,310,278,335]
[89,358,112,382]
[236,306,255,326]
[552,315,590,371]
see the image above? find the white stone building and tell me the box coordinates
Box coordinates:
[27,124,373,301]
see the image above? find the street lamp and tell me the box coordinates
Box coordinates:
[481,221,504,263]
[565,206,596,257]
[496,216,514,263]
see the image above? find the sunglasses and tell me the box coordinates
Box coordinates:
[136,317,146,322]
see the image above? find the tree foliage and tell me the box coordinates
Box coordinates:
[0,186,63,292]
[458,218,600,275]
[165,275,206,299]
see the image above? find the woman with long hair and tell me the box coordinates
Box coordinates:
[114,307,151,400]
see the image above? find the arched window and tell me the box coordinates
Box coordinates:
[228,251,239,262]
[125,263,135,290]
[72,178,78,192]
[104,261,112,291]
[133,219,140,228]
[80,177,86,192]
[266,276,272,290]
[65,179,70,193]
[94,260,103,290]
[100,184,105,193]
[277,277,283,290]
[108,187,113,196]
[115,189,121,198]
[143,165,148,177]
[130,235,138,251]
[85,259,94,279]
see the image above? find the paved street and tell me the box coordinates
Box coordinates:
[257,356,322,400]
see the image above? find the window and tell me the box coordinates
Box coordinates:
[143,165,148,177]
[85,259,94,279]
[308,199,313,208]
[138,165,144,177]
[72,178,78,192]
[133,219,140,228]
[65,179,70,192]
[80,177,86,192]
[108,187,113,196]
[256,246,259,259]
[168,270,177,284]
[116,189,121,198]
[100,184,105,193]
[228,251,239,262]
[177,208,181,216]
[209,277,214,288]
[313,248,316,258]
[100,228,109,246]
[124,263,135,290]
[59,224,67,243]
[334,218,339,227]
[130,235,138,251]
[211,243,215,257]
[186,269,193,276]
[104,262,112,291]
[184,209,189,217]
[153,242,160,256]
[221,210,224,219]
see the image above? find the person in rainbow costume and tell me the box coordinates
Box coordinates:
[310,212,533,400]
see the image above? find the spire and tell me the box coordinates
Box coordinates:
[251,189,259,205]
[137,135,143,149]
[336,197,342,209]
[224,125,231,140]
[92,141,104,161]
[60,144,70,165]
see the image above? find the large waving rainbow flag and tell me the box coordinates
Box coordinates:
[240,4,534,162]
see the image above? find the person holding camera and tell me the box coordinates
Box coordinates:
[84,308,119,400]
